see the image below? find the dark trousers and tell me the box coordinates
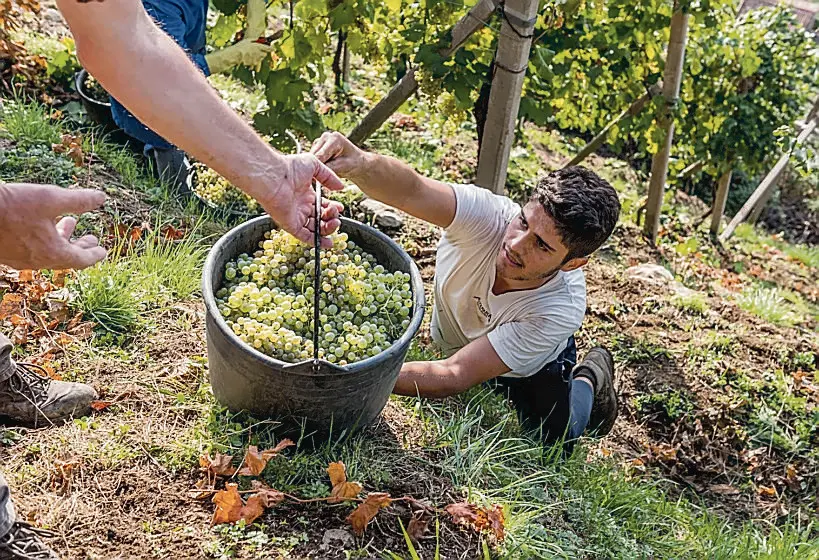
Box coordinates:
[488,337,590,450]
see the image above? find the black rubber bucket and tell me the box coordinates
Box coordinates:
[202,215,425,440]
[74,69,117,132]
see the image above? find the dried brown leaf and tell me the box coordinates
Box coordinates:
[211,483,243,526]
[757,485,777,498]
[10,324,28,345]
[0,293,24,320]
[46,298,71,324]
[201,452,237,477]
[346,492,392,536]
[331,481,363,503]
[237,445,267,477]
[785,464,798,483]
[65,312,84,331]
[68,321,94,340]
[51,133,84,167]
[446,502,505,541]
[51,270,70,287]
[327,461,363,503]
[486,505,505,542]
[708,484,740,495]
[50,458,80,495]
[327,461,347,487]
[446,502,483,529]
[192,477,213,500]
[161,225,186,240]
[406,509,432,542]
[9,313,28,326]
[237,440,294,476]
[249,480,286,508]
[239,495,266,525]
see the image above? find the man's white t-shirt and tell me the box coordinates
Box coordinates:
[430,183,587,378]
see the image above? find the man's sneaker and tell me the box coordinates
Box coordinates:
[150,147,191,196]
[0,363,97,428]
[573,347,618,437]
[0,521,59,559]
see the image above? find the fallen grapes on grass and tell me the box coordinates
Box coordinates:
[194,166,261,215]
[216,229,413,365]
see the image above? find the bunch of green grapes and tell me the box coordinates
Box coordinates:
[194,166,261,215]
[83,74,109,104]
[215,229,413,365]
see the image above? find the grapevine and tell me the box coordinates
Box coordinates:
[215,229,414,365]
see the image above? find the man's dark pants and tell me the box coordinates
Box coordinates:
[488,337,593,452]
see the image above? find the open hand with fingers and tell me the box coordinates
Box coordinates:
[256,153,345,248]
[0,183,107,271]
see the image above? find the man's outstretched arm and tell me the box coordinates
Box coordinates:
[394,337,510,398]
[312,132,457,229]
[55,0,344,246]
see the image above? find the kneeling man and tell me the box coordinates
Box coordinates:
[312,133,620,449]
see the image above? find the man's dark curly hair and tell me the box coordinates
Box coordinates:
[530,166,621,261]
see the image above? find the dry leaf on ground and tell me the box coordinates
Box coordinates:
[406,508,433,542]
[708,484,740,495]
[210,481,285,526]
[239,495,266,525]
[757,485,777,498]
[0,293,24,320]
[327,461,363,503]
[201,452,237,478]
[237,439,294,476]
[51,133,84,167]
[346,492,392,536]
[249,480,286,508]
[446,502,505,542]
[211,483,243,526]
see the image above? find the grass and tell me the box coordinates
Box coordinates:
[734,223,819,269]
[634,390,695,422]
[179,384,818,559]
[0,94,62,146]
[736,285,797,327]
[0,144,79,185]
[70,226,206,337]
[610,333,672,365]
[85,135,151,190]
[671,290,710,315]
[368,128,446,181]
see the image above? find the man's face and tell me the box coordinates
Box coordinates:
[495,202,585,283]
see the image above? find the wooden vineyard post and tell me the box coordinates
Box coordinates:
[348,0,500,145]
[565,82,662,168]
[643,4,690,243]
[720,117,819,242]
[475,0,539,193]
[709,169,733,236]
[747,95,819,224]
[808,94,819,123]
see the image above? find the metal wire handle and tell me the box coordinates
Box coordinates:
[312,179,321,371]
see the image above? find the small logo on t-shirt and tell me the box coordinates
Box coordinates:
[473,296,491,321]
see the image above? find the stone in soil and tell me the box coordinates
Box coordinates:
[360,198,404,229]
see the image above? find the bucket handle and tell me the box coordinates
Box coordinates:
[282,359,347,376]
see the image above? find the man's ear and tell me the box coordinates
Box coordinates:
[560,256,588,272]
